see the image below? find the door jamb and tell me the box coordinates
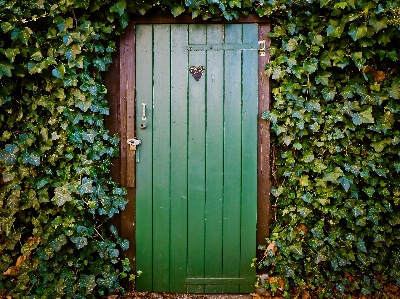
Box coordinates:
[104,14,271,289]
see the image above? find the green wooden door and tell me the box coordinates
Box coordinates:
[135,23,258,293]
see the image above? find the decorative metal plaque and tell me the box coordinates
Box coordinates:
[189,66,205,81]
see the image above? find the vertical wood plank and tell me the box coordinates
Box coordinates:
[104,42,121,228]
[104,43,121,186]
[222,24,242,294]
[257,24,271,269]
[152,24,172,292]
[125,25,136,188]
[187,24,207,294]
[118,23,136,291]
[169,24,189,293]
[135,24,154,291]
[119,30,128,187]
[240,23,258,293]
[204,24,224,294]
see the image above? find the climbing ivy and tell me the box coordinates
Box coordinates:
[1,0,399,298]
[0,0,133,297]
[259,0,400,296]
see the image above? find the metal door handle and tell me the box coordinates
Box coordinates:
[142,102,146,120]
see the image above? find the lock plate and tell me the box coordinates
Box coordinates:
[258,40,266,57]
[127,138,141,151]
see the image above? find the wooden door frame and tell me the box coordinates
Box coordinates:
[104,13,271,288]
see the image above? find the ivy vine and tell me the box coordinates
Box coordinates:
[0,0,399,298]
[261,0,400,297]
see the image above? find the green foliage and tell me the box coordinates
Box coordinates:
[259,0,400,296]
[0,0,132,297]
[1,0,399,297]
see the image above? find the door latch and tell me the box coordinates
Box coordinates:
[258,40,266,57]
[127,138,141,151]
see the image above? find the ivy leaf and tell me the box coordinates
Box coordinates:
[369,16,388,32]
[352,107,374,125]
[0,144,19,165]
[261,110,279,124]
[75,98,92,112]
[321,88,336,101]
[2,171,15,182]
[315,72,331,85]
[353,206,364,217]
[109,225,119,237]
[327,22,344,38]
[298,206,312,218]
[315,253,327,264]
[301,192,313,203]
[70,236,88,249]
[323,167,343,182]
[1,22,13,33]
[378,32,391,46]
[283,135,293,145]
[80,275,96,292]
[171,5,185,17]
[293,142,302,150]
[78,177,94,195]
[269,26,286,37]
[31,51,43,61]
[363,186,375,197]
[348,23,367,41]
[93,58,106,71]
[389,82,400,99]
[0,61,14,78]
[320,0,332,7]
[52,64,65,79]
[356,238,367,253]
[50,235,67,252]
[271,186,284,197]
[305,100,321,112]
[300,175,309,186]
[52,184,73,206]
[5,48,20,63]
[110,0,126,16]
[302,152,315,163]
[291,245,303,256]
[303,58,318,73]
[120,239,129,251]
[338,176,353,192]
[12,27,33,45]
[22,153,40,166]
[36,178,51,189]
[82,132,95,143]
[283,38,297,52]
[386,50,397,61]
[371,138,391,153]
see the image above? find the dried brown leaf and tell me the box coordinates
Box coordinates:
[265,241,277,256]
[296,223,308,233]
[3,266,18,276]
[374,70,385,82]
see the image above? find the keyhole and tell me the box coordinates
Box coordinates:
[139,123,147,129]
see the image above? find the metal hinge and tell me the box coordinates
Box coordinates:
[127,138,141,151]
[258,40,266,57]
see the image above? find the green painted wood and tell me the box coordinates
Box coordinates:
[169,24,189,293]
[222,24,243,294]
[135,24,154,292]
[152,24,171,292]
[204,24,224,294]
[135,23,259,293]
[187,43,259,51]
[187,24,207,293]
[240,23,258,293]
[186,278,253,284]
